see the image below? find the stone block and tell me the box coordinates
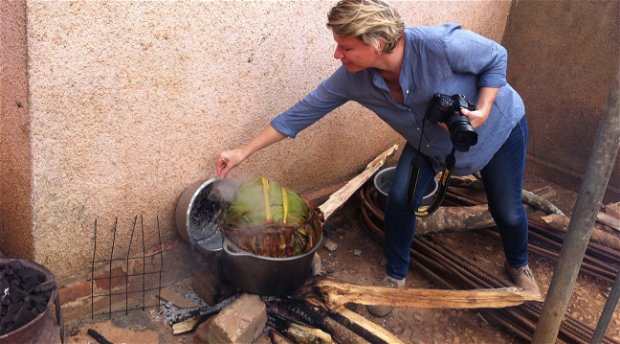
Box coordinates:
[206,293,266,344]
[194,317,215,344]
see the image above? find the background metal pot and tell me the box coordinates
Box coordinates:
[221,236,323,296]
[373,166,439,210]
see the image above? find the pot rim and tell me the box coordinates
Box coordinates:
[223,235,324,261]
[374,166,439,199]
[179,177,223,252]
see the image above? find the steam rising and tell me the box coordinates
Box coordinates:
[188,178,241,252]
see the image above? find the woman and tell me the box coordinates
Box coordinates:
[216,0,541,316]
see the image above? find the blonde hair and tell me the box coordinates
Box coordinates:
[327,0,404,53]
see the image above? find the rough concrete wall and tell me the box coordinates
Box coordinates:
[502,0,620,198]
[16,1,510,279]
[0,0,34,259]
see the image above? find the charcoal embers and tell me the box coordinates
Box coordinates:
[0,261,55,335]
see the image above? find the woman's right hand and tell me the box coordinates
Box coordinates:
[215,125,289,179]
[216,148,247,178]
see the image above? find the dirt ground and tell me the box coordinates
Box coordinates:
[65,174,620,344]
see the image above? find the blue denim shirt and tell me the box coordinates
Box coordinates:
[271,23,525,176]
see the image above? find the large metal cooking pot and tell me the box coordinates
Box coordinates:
[176,178,323,296]
[221,236,323,296]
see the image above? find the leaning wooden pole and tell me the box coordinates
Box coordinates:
[533,70,620,343]
[318,144,398,220]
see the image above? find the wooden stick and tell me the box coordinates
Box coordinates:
[597,211,620,232]
[322,317,371,344]
[359,179,495,235]
[172,316,200,335]
[450,175,566,216]
[307,279,543,310]
[540,213,620,251]
[284,322,333,344]
[304,297,402,344]
[330,307,406,344]
[270,330,295,344]
[417,204,494,234]
[522,189,565,216]
[319,144,398,220]
[267,299,370,344]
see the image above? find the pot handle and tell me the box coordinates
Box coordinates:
[222,237,254,257]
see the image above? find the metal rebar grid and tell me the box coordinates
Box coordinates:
[89,215,166,319]
[358,182,620,344]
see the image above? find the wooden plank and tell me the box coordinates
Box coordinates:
[597,211,620,232]
[308,279,543,310]
[319,144,398,220]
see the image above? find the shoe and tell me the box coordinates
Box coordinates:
[367,275,405,317]
[504,262,543,300]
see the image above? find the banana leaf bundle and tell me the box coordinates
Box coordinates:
[222,176,322,257]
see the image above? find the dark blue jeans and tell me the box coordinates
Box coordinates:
[384,116,529,279]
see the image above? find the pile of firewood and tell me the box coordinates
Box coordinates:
[171,275,542,344]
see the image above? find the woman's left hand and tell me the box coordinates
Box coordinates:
[460,107,489,129]
[461,87,500,129]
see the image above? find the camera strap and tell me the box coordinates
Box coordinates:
[407,147,456,217]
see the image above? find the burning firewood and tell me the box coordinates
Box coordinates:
[328,307,405,344]
[270,330,295,344]
[267,299,370,344]
[300,297,404,344]
[267,312,333,344]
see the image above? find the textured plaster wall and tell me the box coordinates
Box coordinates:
[502,0,620,198]
[1,0,511,280]
[0,1,34,259]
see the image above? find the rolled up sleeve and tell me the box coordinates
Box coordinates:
[271,69,349,138]
[442,24,508,88]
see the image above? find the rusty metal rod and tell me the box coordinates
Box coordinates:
[125,215,138,315]
[592,270,620,343]
[447,188,620,283]
[528,222,620,267]
[91,220,97,320]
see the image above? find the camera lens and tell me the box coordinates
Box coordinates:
[452,129,478,148]
[446,114,478,150]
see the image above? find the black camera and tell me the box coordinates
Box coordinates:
[425,93,478,151]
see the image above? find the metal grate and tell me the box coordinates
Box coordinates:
[90,215,165,319]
